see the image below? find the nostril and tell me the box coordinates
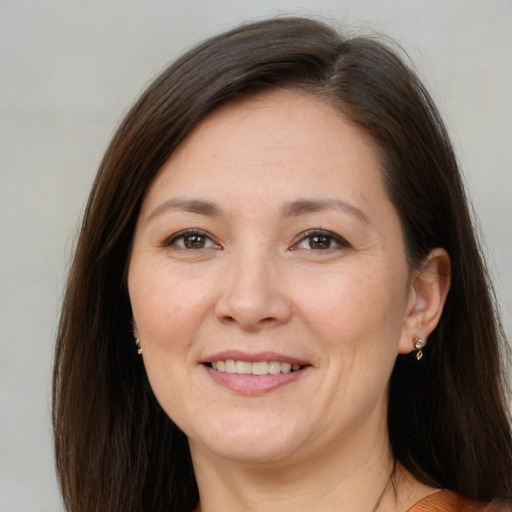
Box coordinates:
[219,315,237,324]
[214,289,293,330]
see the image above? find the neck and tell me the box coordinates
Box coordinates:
[190,422,410,512]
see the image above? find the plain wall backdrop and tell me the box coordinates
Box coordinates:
[0,1,510,510]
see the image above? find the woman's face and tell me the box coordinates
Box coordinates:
[128,90,419,465]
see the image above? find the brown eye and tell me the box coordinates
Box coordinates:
[292,230,350,251]
[308,235,332,250]
[165,230,219,250]
[183,235,207,249]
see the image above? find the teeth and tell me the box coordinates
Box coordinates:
[268,361,281,374]
[251,361,269,375]
[235,361,252,374]
[209,360,302,375]
[280,362,291,373]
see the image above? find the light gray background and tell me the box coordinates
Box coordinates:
[1,1,510,510]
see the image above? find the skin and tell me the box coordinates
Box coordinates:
[128,90,450,511]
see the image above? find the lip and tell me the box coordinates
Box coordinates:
[200,350,312,396]
[200,350,309,366]
[204,365,311,395]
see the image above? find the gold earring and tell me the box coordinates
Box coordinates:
[412,335,425,360]
[135,338,142,355]
[412,335,426,361]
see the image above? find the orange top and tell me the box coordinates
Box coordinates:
[409,490,512,511]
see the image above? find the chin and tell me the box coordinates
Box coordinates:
[197,441,300,465]
[187,419,309,465]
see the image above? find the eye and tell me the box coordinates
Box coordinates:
[292,230,350,251]
[164,230,220,250]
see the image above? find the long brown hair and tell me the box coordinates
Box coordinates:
[53,17,512,512]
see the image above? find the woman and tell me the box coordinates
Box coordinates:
[53,17,512,512]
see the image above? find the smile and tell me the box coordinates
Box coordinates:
[201,352,311,394]
[208,360,302,375]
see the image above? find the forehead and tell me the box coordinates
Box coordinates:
[143,90,386,207]
[182,90,375,160]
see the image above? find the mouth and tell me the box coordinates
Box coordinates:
[201,352,311,395]
[204,360,304,375]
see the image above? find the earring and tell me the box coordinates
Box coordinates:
[412,335,425,360]
[135,338,142,355]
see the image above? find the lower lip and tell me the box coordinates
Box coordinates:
[204,365,309,395]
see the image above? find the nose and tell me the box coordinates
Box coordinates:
[214,253,292,331]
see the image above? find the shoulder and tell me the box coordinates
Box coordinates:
[408,490,512,512]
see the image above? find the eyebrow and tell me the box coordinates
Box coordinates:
[147,197,368,223]
[147,198,222,221]
[281,199,368,223]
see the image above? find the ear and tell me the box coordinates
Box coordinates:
[398,248,451,354]
[131,318,139,339]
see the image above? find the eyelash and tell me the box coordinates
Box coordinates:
[291,229,351,251]
[163,229,220,250]
[162,228,350,252]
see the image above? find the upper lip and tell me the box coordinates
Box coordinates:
[200,350,310,367]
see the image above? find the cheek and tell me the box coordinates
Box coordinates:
[298,263,408,358]
[130,262,214,344]
[128,267,210,420]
